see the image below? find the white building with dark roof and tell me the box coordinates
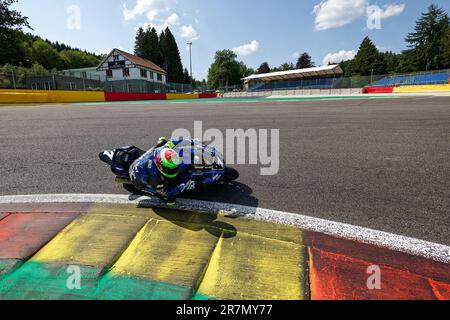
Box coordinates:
[97,48,167,83]
[62,48,167,84]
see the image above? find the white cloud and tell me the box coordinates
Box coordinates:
[313,0,405,31]
[167,13,180,26]
[313,0,367,31]
[135,13,181,33]
[232,40,260,56]
[179,25,199,40]
[378,4,405,19]
[292,52,301,59]
[322,50,356,65]
[123,0,176,21]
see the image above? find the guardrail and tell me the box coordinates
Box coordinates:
[0,89,218,104]
[223,88,364,98]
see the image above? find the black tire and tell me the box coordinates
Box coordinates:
[223,167,239,182]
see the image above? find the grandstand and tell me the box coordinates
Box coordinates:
[241,65,450,92]
[371,69,450,87]
[242,65,344,92]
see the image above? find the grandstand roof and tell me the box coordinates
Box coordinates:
[242,64,343,82]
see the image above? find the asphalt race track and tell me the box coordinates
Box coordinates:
[1,96,449,245]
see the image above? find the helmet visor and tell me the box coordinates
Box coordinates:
[160,165,179,178]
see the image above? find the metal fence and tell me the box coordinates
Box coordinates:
[103,79,212,94]
[0,71,103,91]
[0,69,213,93]
[2,67,449,94]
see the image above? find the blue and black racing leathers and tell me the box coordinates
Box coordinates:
[129,139,191,204]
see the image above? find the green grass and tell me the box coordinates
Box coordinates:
[0,94,400,108]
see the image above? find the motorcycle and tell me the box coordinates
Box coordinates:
[99,142,239,197]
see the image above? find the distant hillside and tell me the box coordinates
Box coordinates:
[0,29,103,71]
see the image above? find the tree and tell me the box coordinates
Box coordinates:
[60,49,99,69]
[30,62,48,74]
[296,52,314,69]
[382,51,400,74]
[135,26,164,68]
[272,63,294,72]
[239,61,255,78]
[182,68,191,84]
[405,4,450,71]
[0,0,32,66]
[160,27,183,83]
[339,59,353,77]
[280,62,294,71]
[207,50,242,88]
[0,0,31,30]
[135,27,162,67]
[351,37,385,76]
[134,27,145,58]
[147,27,162,66]
[31,39,62,70]
[258,62,270,74]
[442,27,450,68]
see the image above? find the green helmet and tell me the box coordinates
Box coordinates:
[155,148,181,179]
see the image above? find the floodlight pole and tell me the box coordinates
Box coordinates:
[187,42,193,88]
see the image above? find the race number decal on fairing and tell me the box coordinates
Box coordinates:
[185,180,196,191]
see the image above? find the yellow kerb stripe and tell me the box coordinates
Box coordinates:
[197,231,307,300]
[110,220,218,288]
[32,213,148,267]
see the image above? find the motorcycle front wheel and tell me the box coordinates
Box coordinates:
[223,167,239,182]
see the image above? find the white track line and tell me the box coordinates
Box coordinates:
[0,194,448,264]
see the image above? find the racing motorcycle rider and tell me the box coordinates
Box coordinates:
[129,137,194,206]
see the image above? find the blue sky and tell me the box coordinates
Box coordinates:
[14,0,450,80]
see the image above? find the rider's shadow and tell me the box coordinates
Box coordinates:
[126,181,258,239]
[148,207,237,239]
[125,181,259,209]
[182,181,259,209]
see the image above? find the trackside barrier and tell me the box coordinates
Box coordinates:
[0,89,105,104]
[393,84,450,93]
[104,92,167,101]
[198,93,217,99]
[166,93,199,100]
[0,90,218,104]
[363,86,395,94]
[0,90,49,103]
[47,91,105,103]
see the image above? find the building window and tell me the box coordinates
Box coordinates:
[140,69,147,78]
[157,73,162,81]
[150,72,154,80]
[81,72,87,79]
[113,54,119,61]
[106,70,113,78]
[123,68,130,77]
